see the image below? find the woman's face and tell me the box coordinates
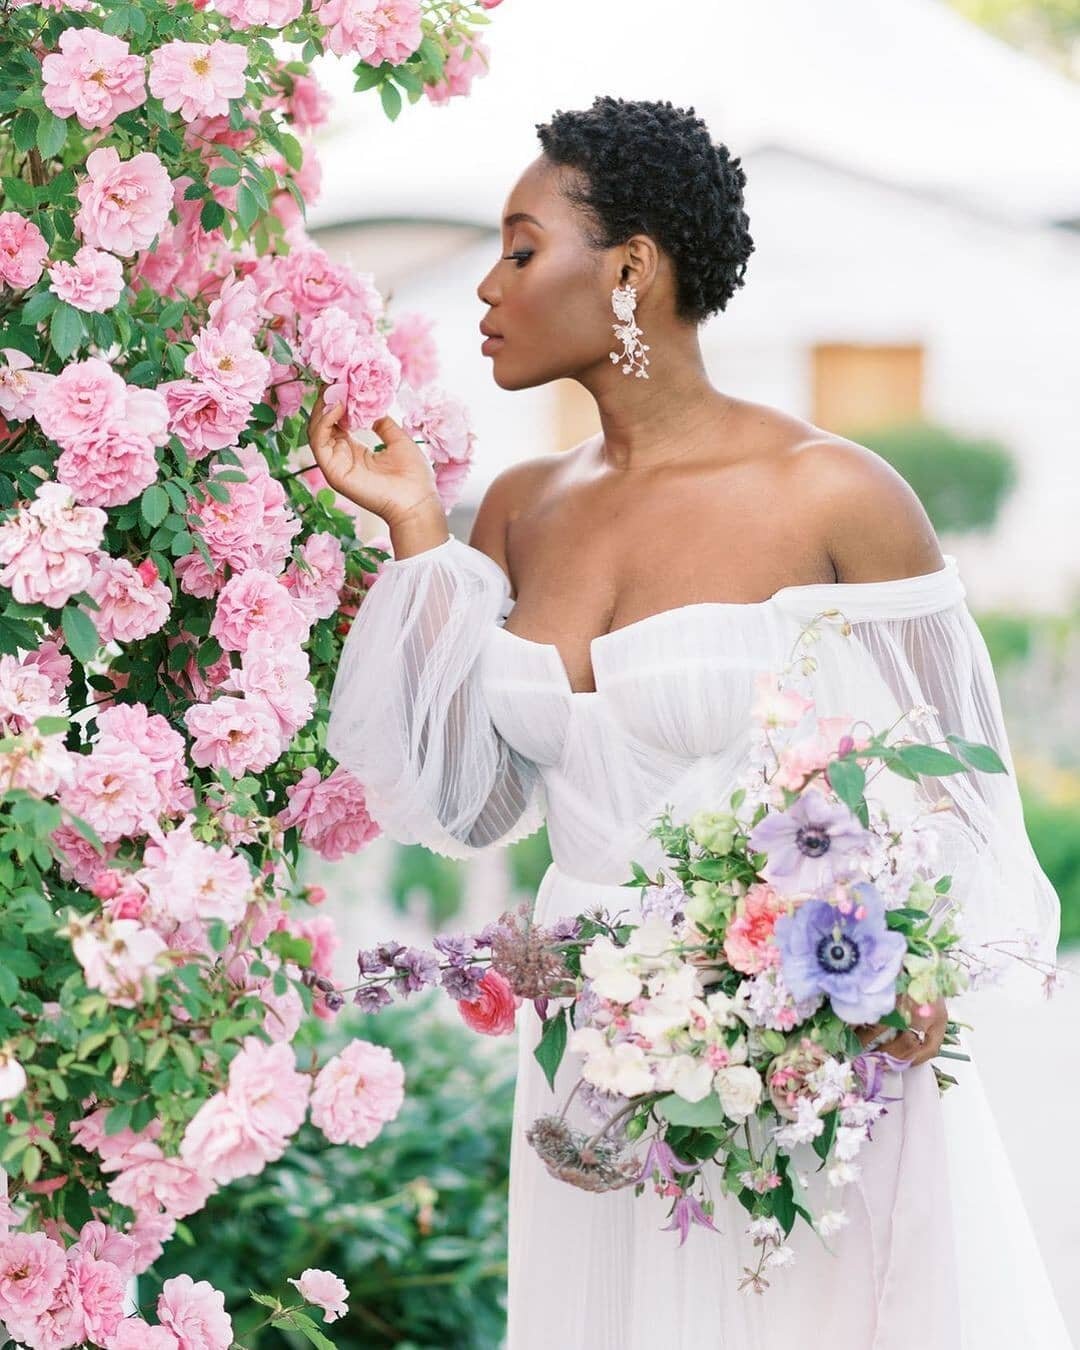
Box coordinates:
[476,154,619,391]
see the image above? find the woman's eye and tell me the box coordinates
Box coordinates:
[502,250,533,267]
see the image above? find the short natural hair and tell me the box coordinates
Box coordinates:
[535,95,755,323]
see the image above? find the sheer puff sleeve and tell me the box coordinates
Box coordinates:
[325,534,546,859]
[773,554,1061,1002]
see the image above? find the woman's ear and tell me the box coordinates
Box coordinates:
[618,233,659,297]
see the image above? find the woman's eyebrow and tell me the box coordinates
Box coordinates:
[503,212,545,229]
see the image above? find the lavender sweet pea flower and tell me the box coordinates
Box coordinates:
[635,1137,700,1187]
[748,786,869,893]
[773,881,907,1024]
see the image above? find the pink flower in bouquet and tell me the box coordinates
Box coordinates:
[185,320,271,402]
[751,671,815,729]
[282,531,345,622]
[75,147,172,256]
[400,383,475,464]
[41,28,146,130]
[724,882,786,975]
[288,913,340,981]
[278,764,381,861]
[0,349,50,421]
[184,694,284,775]
[387,311,439,388]
[35,357,126,447]
[52,821,119,887]
[148,40,247,122]
[774,715,868,792]
[29,479,108,553]
[0,213,48,290]
[309,1039,404,1146]
[24,637,72,700]
[286,73,332,133]
[0,1232,66,1322]
[214,0,302,28]
[223,633,315,737]
[85,553,171,643]
[314,0,422,62]
[48,245,125,313]
[111,1320,180,1349]
[457,969,521,1036]
[156,1275,233,1350]
[265,359,305,425]
[161,378,250,458]
[287,1268,348,1323]
[211,568,308,652]
[423,36,490,106]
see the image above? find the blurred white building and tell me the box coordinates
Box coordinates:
[307,0,1080,610]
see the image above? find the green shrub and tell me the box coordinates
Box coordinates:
[157,997,516,1349]
[843,420,1017,534]
[1020,780,1080,947]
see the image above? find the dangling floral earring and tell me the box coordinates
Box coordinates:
[609,283,650,379]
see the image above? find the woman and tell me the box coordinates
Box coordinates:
[312,97,1068,1350]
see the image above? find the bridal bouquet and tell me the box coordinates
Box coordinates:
[351,643,1055,1290]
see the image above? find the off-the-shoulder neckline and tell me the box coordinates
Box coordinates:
[489,554,962,697]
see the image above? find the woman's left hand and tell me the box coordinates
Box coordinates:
[855,994,948,1068]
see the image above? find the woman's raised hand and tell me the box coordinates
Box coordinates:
[306,386,443,527]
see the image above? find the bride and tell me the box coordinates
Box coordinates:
[312,96,1070,1350]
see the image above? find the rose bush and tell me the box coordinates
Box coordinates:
[0,0,501,1344]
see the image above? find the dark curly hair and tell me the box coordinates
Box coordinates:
[534,95,755,324]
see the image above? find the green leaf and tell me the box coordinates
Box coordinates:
[140,485,170,528]
[209,165,241,187]
[61,604,99,664]
[812,1107,838,1163]
[944,734,1007,775]
[33,714,69,736]
[532,1005,567,1091]
[200,198,227,231]
[104,1101,132,1136]
[271,1311,336,1350]
[21,1144,42,1183]
[49,303,84,360]
[235,183,259,231]
[654,1091,728,1127]
[21,289,58,325]
[825,757,865,813]
[379,81,402,121]
[12,110,38,154]
[894,744,967,777]
[36,111,68,160]
[353,64,384,91]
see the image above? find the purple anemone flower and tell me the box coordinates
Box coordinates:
[748,786,869,892]
[773,881,907,1024]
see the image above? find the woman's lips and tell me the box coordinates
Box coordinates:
[481,335,505,355]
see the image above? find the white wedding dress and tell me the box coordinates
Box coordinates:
[326,534,1071,1350]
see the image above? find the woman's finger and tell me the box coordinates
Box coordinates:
[311,401,345,451]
